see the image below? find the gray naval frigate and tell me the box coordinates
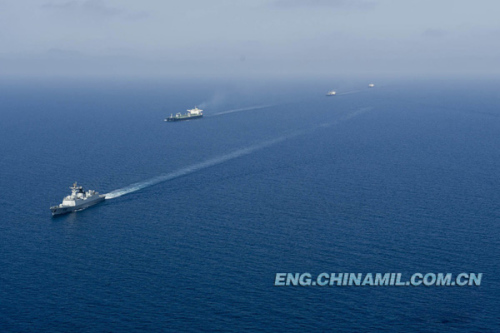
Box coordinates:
[50,182,105,216]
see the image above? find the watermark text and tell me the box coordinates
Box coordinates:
[274,273,482,287]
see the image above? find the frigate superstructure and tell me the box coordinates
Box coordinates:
[50,182,105,216]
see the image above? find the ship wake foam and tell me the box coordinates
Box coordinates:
[105,106,372,199]
[337,89,365,96]
[105,136,289,199]
[209,104,276,117]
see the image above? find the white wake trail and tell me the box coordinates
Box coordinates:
[105,135,288,199]
[337,89,365,96]
[105,106,372,199]
[209,104,275,117]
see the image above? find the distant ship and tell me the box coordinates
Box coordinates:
[326,91,336,96]
[165,107,203,122]
[368,83,375,87]
[50,182,105,216]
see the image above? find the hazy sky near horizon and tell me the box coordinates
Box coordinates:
[0,0,499,78]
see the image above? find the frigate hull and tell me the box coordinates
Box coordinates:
[51,195,105,216]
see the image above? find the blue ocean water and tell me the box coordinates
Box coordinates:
[0,77,499,332]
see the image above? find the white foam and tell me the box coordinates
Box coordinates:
[210,104,275,117]
[337,89,364,96]
[105,135,288,199]
[105,107,372,199]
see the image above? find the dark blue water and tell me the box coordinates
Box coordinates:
[0,77,499,332]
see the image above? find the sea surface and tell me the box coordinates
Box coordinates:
[0,77,499,332]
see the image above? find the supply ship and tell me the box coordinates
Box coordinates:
[50,182,105,216]
[165,107,203,122]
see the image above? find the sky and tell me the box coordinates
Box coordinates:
[0,0,499,78]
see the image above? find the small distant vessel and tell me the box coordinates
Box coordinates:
[326,91,336,96]
[368,83,375,87]
[50,182,105,216]
[165,106,203,122]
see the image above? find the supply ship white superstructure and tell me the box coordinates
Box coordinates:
[165,106,203,122]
